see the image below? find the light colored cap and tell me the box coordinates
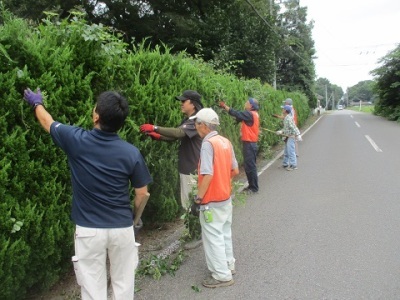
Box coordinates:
[189,108,220,125]
[283,98,293,105]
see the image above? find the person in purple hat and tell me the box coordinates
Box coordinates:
[277,105,301,171]
[219,98,260,194]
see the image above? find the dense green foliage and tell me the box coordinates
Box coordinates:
[3,0,316,108]
[347,80,377,104]
[371,45,400,121]
[0,10,310,298]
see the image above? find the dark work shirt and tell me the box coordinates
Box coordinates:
[228,108,254,126]
[178,118,202,175]
[50,122,152,228]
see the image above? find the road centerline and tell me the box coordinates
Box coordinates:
[365,135,383,152]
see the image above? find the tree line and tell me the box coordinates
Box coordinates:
[4,0,398,115]
[2,0,318,107]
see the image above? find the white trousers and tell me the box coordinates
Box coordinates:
[179,173,197,209]
[200,202,235,281]
[73,225,139,300]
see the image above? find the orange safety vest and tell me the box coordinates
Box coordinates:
[198,135,233,205]
[241,111,259,142]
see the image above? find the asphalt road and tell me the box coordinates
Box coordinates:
[135,110,400,300]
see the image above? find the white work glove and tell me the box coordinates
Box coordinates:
[276,130,283,135]
[296,134,303,142]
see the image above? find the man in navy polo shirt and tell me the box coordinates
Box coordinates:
[23,88,152,300]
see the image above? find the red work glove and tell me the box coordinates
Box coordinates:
[219,101,226,109]
[146,132,161,140]
[140,124,155,133]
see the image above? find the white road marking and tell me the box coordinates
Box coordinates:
[355,122,361,128]
[365,135,383,152]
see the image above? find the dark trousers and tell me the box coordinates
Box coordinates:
[243,142,258,192]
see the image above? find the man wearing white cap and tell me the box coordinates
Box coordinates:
[190,108,239,288]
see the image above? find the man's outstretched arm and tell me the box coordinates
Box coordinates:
[24,88,54,133]
[34,105,54,133]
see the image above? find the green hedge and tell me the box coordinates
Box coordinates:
[0,9,309,298]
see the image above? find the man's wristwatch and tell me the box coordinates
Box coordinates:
[154,126,158,132]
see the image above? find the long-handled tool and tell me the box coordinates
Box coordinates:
[262,127,289,137]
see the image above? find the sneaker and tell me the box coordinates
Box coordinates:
[286,166,298,171]
[202,275,234,288]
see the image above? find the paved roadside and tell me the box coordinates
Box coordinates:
[134,112,322,288]
[29,113,322,299]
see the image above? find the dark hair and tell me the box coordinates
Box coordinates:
[95,91,129,132]
[190,100,203,112]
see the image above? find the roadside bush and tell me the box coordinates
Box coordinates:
[0,8,309,298]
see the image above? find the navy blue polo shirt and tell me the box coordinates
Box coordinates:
[50,122,152,228]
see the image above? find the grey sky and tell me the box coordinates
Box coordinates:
[301,0,400,91]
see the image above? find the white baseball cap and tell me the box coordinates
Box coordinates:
[189,108,220,125]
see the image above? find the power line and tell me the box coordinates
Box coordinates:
[244,0,309,64]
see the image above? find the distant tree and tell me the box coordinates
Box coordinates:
[371,44,400,120]
[347,80,376,103]
[315,77,329,107]
[275,0,316,108]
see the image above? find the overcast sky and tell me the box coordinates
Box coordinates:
[299,0,400,91]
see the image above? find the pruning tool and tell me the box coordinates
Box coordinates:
[262,127,290,137]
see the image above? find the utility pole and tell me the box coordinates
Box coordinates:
[270,0,277,89]
[325,85,328,109]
